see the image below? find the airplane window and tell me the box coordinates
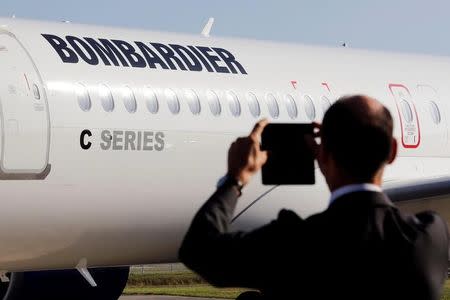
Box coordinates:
[76,83,91,112]
[144,88,159,114]
[185,89,201,115]
[266,93,279,119]
[165,89,180,115]
[207,90,221,116]
[122,86,137,113]
[400,100,413,123]
[285,94,298,119]
[304,95,316,120]
[99,84,114,112]
[246,92,260,118]
[321,96,331,113]
[33,84,40,100]
[226,91,241,117]
[429,101,441,125]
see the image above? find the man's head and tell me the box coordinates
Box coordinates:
[317,95,397,190]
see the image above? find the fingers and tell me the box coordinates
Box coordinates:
[228,123,269,185]
[305,135,319,158]
[307,123,321,157]
[312,122,321,138]
[250,119,269,141]
[258,150,268,166]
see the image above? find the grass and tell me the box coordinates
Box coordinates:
[125,268,450,299]
[124,285,246,299]
[126,271,205,286]
[124,270,247,298]
[442,280,450,300]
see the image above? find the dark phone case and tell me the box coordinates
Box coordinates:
[261,124,315,185]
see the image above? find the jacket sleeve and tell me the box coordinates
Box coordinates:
[410,211,449,300]
[178,184,300,289]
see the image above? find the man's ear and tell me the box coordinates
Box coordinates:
[387,138,397,164]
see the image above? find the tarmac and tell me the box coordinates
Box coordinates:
[120,296,220,300]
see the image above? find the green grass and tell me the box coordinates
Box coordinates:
[126,271,205,286]
[124,285,246,299]
[125,270,247,298]
[442,280,450,300]
[125,269,450,299]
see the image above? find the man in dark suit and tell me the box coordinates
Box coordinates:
[179,95,449,300]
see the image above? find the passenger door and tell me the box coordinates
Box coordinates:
[0,32,50,178]
[389,84,421,149]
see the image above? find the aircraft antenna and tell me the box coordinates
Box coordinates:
[201,17,214,37]
[76,258,97,287]
[0,272,9,283]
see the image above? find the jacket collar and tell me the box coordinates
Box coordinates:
[330,184,382,205]
[329,190,394,210]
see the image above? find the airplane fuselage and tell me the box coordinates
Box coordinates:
[0,18,448,273]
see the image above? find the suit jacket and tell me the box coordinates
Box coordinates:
[179,184,449,300]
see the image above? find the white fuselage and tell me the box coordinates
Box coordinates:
[0,18,448,272]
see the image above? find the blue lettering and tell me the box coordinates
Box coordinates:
[187,46,214,72]
[212,47,247,75]
[84,37,122,66]
[151,43,187,71]
[112,40,146,68]
[66,36,99,65]
[134,42,169,70]
[42,34,78,64]
[42,35,247,75]
[196,46,230,74]
[169,44,202,72]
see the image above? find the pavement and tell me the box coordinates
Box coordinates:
[120,296,220,300]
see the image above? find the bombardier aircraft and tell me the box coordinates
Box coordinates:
[0,17,448,299]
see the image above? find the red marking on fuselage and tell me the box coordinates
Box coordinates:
[291,80,298,89]
[321,82,331,92]
[388,83,421,149]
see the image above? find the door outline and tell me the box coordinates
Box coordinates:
[416,84,448,147]
[0,30,51,180]
[389,83,421,149]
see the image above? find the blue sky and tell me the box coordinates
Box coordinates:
[1,0,449,56]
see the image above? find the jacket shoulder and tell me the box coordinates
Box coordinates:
[276,209,304,226]
[412,210,449,239]
[386,209,449,254]
[276,209,325,228]
[414,210,447,226]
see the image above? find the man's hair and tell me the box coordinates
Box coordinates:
[321,95,394,182]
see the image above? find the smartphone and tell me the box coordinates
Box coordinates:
[261,123,315,185]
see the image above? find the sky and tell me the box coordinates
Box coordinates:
[1,0,450,56]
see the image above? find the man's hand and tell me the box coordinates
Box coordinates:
[306,122,322,158]
[228,120,269,186]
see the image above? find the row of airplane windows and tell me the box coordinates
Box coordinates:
[399,98,441,125]
[75,83,443,126]
[75,83,331,121]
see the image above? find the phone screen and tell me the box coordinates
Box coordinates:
[261,123,315,185]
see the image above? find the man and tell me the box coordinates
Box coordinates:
[179,95,449,300]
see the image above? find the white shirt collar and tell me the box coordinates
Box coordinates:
[329,183,382,205]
